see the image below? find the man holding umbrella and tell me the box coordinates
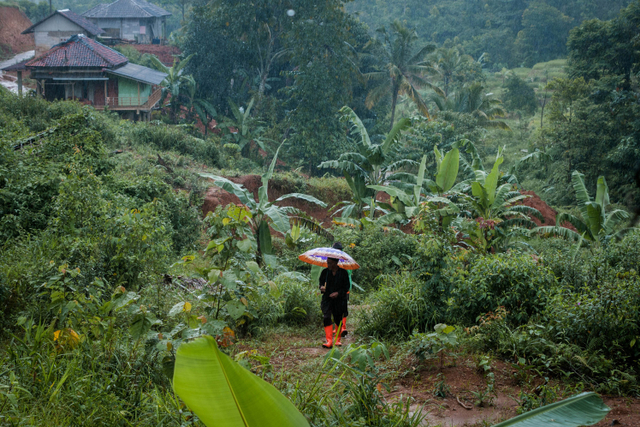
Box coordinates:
[298,246,359,348]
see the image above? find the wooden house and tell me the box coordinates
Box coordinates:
[21,9,104,55]
[19,34,167,120]
[82,0,170,44]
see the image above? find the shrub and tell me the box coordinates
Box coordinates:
[448,253,557,326]
[357,273,447,339]
[128,123,222,167]
[251,276,321,331]
[332,226,419,289]
[544,274,640,365]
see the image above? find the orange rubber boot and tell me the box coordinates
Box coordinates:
[340,317,348,337]
[322,325,333,348]
[334,322,342,346]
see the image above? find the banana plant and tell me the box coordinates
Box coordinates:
[200,144,326,265]
[150,54,195,122]
[464,150,541,251]
[493,392,609,427]
[173,336,309,427]
[533,171,630,248]
[319,106,413,219]
[219,98,270,154]
[368,154,428,225]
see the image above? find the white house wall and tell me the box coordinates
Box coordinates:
[33,15,86,54]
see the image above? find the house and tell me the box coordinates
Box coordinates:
[21,9,104,55]
[82,0,171,44]
[13,34,167,120]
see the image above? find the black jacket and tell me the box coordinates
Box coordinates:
[319,268,350,302]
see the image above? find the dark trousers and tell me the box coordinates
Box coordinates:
[321,298,346,327]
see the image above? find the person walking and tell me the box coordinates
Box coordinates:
[319,257,350,348]
[331,242,351,337]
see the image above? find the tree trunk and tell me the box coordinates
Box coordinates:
[390,87,399,132]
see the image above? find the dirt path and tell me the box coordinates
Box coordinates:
[247,328,640,426]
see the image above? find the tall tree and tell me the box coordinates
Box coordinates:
[364,19,442,131]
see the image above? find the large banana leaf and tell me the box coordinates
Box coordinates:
[339,106,372,147]
[492,392,609,427]
[594,175,609,209]
[435,148,460,193]
[414,155,427,203]
[571,171,591,220]
[173,336,309,427]
[381,117,412,154]
[257,220,273,255]
[585,202,605,238]
[275,193,327,207]
[484,155,504,206]
[199,174,255,208]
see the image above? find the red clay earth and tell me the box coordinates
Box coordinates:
[115,44,181,66]
[0,6,34,58]
[520,190,576,230]
[202,174,336,227]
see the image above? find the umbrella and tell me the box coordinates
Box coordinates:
[298,247,360,270]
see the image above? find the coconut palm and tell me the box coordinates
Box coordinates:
[533,171,630,246]
[364,20,443,131]
[431,82,510,130]
[432,47,474,96]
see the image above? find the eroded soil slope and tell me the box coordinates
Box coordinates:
[0,7,34,59]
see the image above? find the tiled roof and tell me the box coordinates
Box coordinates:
[26,34,128,68]
[83,0,171,19]
[22,9,104,36]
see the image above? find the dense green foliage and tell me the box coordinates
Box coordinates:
[2,0,640,424]
[347,0,632,69]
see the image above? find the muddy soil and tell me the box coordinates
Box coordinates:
[0,6,34,59]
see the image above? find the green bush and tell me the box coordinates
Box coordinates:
[448,253,557,325]
[357,273,447,339]
[544,275,640,365]
[332,226,419,289]
[128,123,222,167]
[252,276,321,331]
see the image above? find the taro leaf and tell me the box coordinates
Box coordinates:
[173,336,309,427]
[226,300,246,319]
[237,238,252,253]
[493,392,610,427]
[245,261,261,274]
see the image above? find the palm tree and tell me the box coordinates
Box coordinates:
[319,106,413,219]
[431,82,510,130]
[533,171,630,247]
[432,47,474,96]
[364,20,442,131]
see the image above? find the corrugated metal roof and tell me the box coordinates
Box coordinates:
[105,62,167,85]
[26,34,128,68]
[22,9,104,36]
[1,58,30,72]
[83,0,171,19]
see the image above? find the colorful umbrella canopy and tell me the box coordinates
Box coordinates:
[298,247,360,270]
